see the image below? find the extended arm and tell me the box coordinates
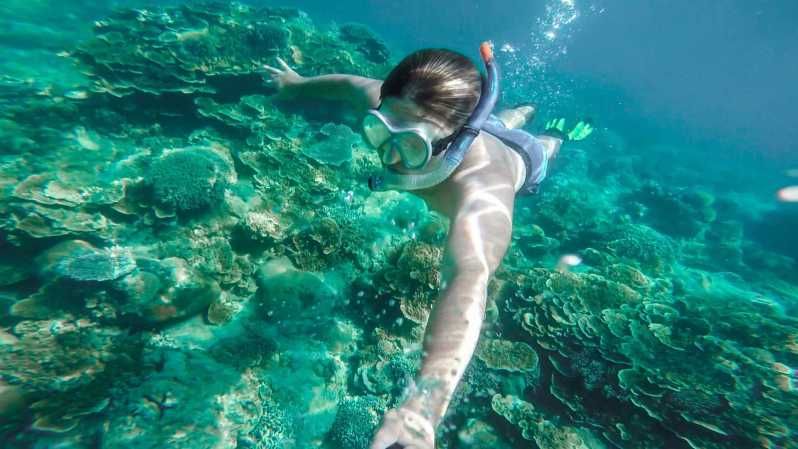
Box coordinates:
[263,57,381,112]
[406,182,515,424]
[370,170,516,449]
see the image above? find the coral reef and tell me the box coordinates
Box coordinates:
[148,146,235,213]
[0,3,796,449]
[328,395,387,449]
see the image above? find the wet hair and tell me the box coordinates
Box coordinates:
[380,49,482,131]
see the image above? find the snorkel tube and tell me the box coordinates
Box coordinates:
[368,41,500,192]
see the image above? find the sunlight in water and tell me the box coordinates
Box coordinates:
[498,0,604,108]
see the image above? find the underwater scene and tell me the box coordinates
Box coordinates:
[1,0,797,448]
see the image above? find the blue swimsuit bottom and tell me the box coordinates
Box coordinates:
[482,115,549,196]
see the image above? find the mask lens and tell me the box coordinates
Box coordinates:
[395,133,430,168]
[362,113,391,148]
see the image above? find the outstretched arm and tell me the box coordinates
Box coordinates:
[263,57,381,112]
[409,182,514,422]
[371,174,516,448]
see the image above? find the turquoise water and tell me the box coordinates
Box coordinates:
[1,1,797,448]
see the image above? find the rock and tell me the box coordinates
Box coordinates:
[114,257,220,325]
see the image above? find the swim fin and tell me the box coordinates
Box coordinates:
[545,117,567,133]
[545,117,594,141]
[567,120,594,141]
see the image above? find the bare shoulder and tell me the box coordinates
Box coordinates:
[413,134,521,217]
[364,78,383,107]
[432,135,519,207]
[455,134,521,187]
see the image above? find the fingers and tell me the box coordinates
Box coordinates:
[370,410,402,449]
[276,56,292,71]
[369,426,399,449]
[262,64,281,74]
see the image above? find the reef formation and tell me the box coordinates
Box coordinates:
[0,3,796,449]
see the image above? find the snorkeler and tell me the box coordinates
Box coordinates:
[264,42,592,449]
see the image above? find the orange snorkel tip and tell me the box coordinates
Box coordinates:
[479,41,494,63]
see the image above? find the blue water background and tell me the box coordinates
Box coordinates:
[273,0,798,167]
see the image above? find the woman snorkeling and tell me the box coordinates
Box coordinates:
[264,42,592,449]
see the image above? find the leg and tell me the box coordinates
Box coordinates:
[495,104,536,129]
[537,135,563,160]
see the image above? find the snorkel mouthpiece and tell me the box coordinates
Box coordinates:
[369,41,500,192]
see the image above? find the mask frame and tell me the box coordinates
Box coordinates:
[362,108,454,169]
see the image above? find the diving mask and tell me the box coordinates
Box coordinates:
[368,41,500,192]
[362,109,451,170]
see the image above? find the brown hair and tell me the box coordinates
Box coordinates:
[380,49,482,130]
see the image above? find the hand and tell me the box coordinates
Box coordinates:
[370,407,436,449]
[262,57,304,91]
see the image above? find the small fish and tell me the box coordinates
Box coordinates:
[787,168,798,178]
[73,126,100,150]
[556,253,582,272]
[64,90,88,100]
[777,186,798,202]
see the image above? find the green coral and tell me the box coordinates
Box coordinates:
[628,182,716,238]
[36,240,135,283]
[603,224,677,275]
[0,318,122,393]
[302,122,359,167]
[149,147,233,212]
[101,348,243,449]
[491,395,603,449]
[247,396,294,448]
[475,338,539,373]
[357,349,420,398]
[328,395,386,449]
[502,255,798,449]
